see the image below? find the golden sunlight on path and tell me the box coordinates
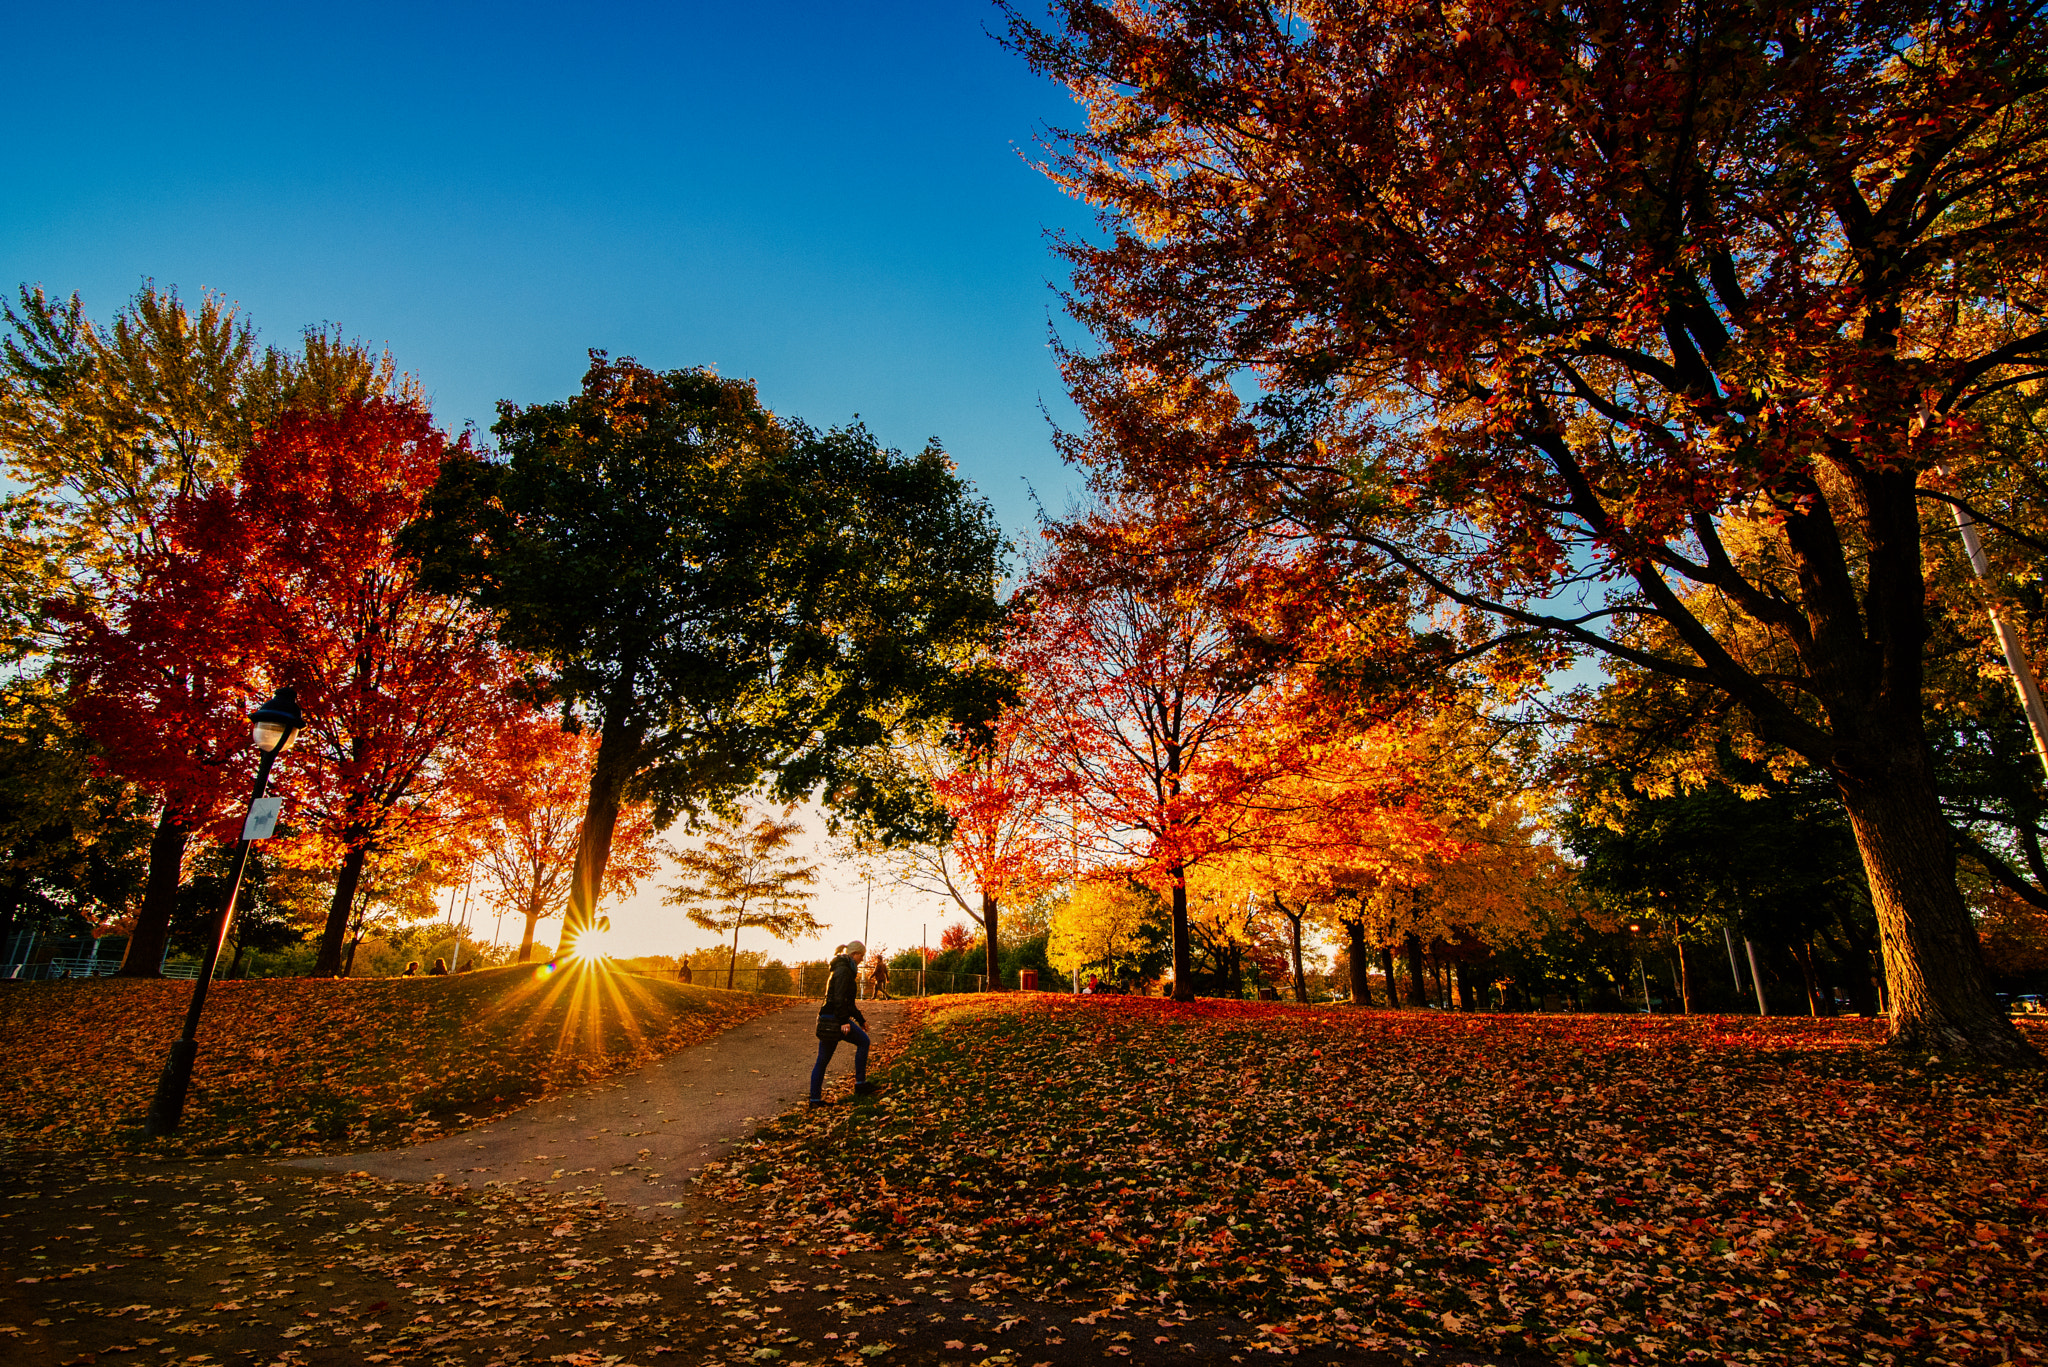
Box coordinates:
[291,997,907,1212]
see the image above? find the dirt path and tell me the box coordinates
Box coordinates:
[290,997,908,1210]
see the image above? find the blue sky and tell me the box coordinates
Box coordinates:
[1,0,1091,543]
[3,0,1104,959]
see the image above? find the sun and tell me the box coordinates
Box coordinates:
[567,915,614,964]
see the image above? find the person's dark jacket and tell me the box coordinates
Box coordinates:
[819,954,868,1035]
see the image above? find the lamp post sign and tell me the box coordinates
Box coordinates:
[144,687,303,1139]
[242,797,284,841]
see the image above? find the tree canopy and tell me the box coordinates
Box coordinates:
[404,353,1009,944]
[1009,0,2048,1059]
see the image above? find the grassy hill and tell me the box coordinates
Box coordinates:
[0,963,787,1157]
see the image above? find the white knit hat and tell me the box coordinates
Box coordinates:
[842,940,866,958]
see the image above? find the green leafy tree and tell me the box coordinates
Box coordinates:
[0,677,152,953]
[663,806,823,988]
[1562,775,1881,1015]
[403,353,1008,945]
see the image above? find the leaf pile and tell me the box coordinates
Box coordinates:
[704,996,2048,1365]
[0,964,784,1157]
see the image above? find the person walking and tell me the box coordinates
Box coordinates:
[811,940,874,1107]
[866,950,892,1001]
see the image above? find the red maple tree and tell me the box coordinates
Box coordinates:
[153,398,523,975]
[58,555,265,976]
[881,709,1063,990]
[1010,0,2048,1058]
[1012,493,1309,1000]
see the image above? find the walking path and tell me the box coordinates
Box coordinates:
[292,996,906,1212]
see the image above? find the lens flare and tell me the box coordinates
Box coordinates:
[568,923,612,963]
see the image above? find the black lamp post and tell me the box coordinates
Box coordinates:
[1627,920,1652,1014]
[144,687,303,1138]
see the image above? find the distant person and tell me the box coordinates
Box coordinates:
[866,952,891,1001]
[428,957,449,976]
[679,955,693,985]
[1083,974,1101,995]
[402,961,421,977]
[810,940,873,1108]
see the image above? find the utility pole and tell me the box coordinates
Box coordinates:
[1948,497,2048,780]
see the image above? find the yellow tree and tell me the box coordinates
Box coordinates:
[1048,877,1168,988]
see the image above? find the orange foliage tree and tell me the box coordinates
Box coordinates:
[870,712,1062,989]
[1211,710,1461,1004]
[1013,494,1314,1000]
[462,716,664,963]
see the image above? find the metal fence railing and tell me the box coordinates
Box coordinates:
[1,935,216,982]
[644,963,1069,997]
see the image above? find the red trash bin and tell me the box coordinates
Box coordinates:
[1019,968,1039,992]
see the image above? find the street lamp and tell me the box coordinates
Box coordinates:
[144,687,303,1138]
[1627,921,1653,1014]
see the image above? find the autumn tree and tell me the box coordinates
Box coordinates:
[858,710,1060,990]
[1011,0,2048,1059]
[465,717,663,963]
[0,282,413,611]
[147,398,521,976]
[57,545,267,974]
[1212,709,1458,1004]
[1014,490,1318,1000]
[664,805,823,988]
[404,355,1009,955]
[6,282,417,974]
[1047,877,1170,987]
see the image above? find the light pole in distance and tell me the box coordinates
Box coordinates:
[144,687,303,1138]
[1627,921,1653,1014]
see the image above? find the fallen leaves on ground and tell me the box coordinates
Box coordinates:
[703,996,2048,1366]
[0,1155,1402,1367]
[0,964,785,1156]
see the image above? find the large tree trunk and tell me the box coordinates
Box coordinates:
[982,891,1002,990]
[1168,865,1193,1001]
[1379,945,1399,1007]
[1404,933,1429,1007]
[117,808,190,978]
[1835,759,2034,1061]
[563,695,646,949]
[1343,918,1373,1006]
[312,837,371,977]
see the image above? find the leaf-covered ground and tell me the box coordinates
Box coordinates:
[702,996,2048,1366]
[0,964,785,1157]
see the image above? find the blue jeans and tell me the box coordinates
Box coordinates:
[811,1021,870,1099]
